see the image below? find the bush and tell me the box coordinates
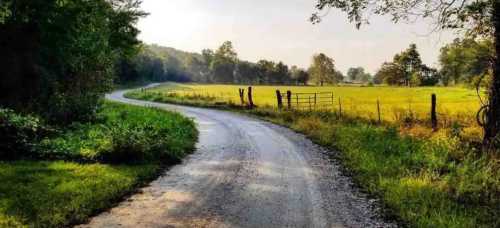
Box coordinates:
[35,102,197,164]
[0,109,48,160]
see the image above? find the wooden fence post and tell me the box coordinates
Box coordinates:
[286,91,292,109]
[431,94,437,131]
[338,97,342,118]
[276,90,283,110]
[331,92,334,110]
[377,99,381,124]
[308,96,312,111]
[238,88,245,105]
[314,93,317,109]
[248,86,254,109]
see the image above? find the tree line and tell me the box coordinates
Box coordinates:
[373,40,493,87]
[118,41,346,86]
[122,38,493,88]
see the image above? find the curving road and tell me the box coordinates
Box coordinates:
[79,86,395,228]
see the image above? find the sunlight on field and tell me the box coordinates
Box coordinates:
[148,83,483,123]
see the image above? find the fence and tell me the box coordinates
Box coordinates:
[276,90,334,111]
[273,90,468,130]
[138,86,481,130]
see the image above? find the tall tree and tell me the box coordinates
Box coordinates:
[257,60,276,84]
[310,0,500,148]
[273,62,290,84]
[394,44,423,86]
[291,66,310,85]
[347,67,370,82]
[0,0,145,123]
[309,53,338,86]
[375,62,405,85]
[211,41,238,83]
[439,38,493,85]
[235,61,259,84]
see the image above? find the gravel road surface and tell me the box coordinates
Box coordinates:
[79,86,396,228]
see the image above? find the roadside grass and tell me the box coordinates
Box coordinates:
[126,85,500,228]
[279,112,499,228]
[0,161,158,228]
[0,101,198,227]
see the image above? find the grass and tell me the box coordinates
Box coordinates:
[0,161,158,227]
[0,101,198,227]
[278,113,499,227]
[126,83,499,228]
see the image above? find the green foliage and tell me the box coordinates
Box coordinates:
[211,41,238,83]
[121,42,307,86]
[290,66,310,85]
[308,53,341,86]
[311,0,493,38]
[0,109,48,160]
[0,102,198,227]
[0,161,158,227]
[375,44,440,86]
[439,38,493,86]
[0,0,144,123]
[347,66,371,83]
[37,102,198,164]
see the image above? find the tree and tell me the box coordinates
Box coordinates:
[309,53,338,86]
[394,44,423,86]
[201,49,215,82]
[235,61,259,84]
[375,62,405,85]
[347,67,362,82]
[419,65,441,86]
[291,66,310,85]
[211,41,238,83]
[0,0,145,123]
[310,0,500,148]
[272,62,290,84]
[334,70,345,83]
[256,60,276,84]
[359,72,372,83]
[439,38,493,85]
[347,67,370,83]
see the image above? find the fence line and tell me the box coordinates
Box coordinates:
[138,88,481,129]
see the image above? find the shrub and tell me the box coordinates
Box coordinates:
[34,102,197,164]
[0,109,48,160]
[95,124,155,163]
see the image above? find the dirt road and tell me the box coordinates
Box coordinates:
[79,86,395,228]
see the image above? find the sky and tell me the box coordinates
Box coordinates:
[137,0,460,74]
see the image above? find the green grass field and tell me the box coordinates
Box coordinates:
[144,83,483,123]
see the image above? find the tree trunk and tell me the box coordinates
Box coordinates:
[484,1,500,148]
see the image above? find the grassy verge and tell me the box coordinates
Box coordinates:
[0,102,198,227]
[126,88,499,228]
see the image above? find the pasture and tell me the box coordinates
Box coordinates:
[145,83,483,125]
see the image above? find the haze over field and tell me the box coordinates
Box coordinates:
[137,0,458,74]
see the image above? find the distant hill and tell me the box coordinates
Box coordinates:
[145,44,203,62]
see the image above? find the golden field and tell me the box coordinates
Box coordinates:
[145,83,484,124]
